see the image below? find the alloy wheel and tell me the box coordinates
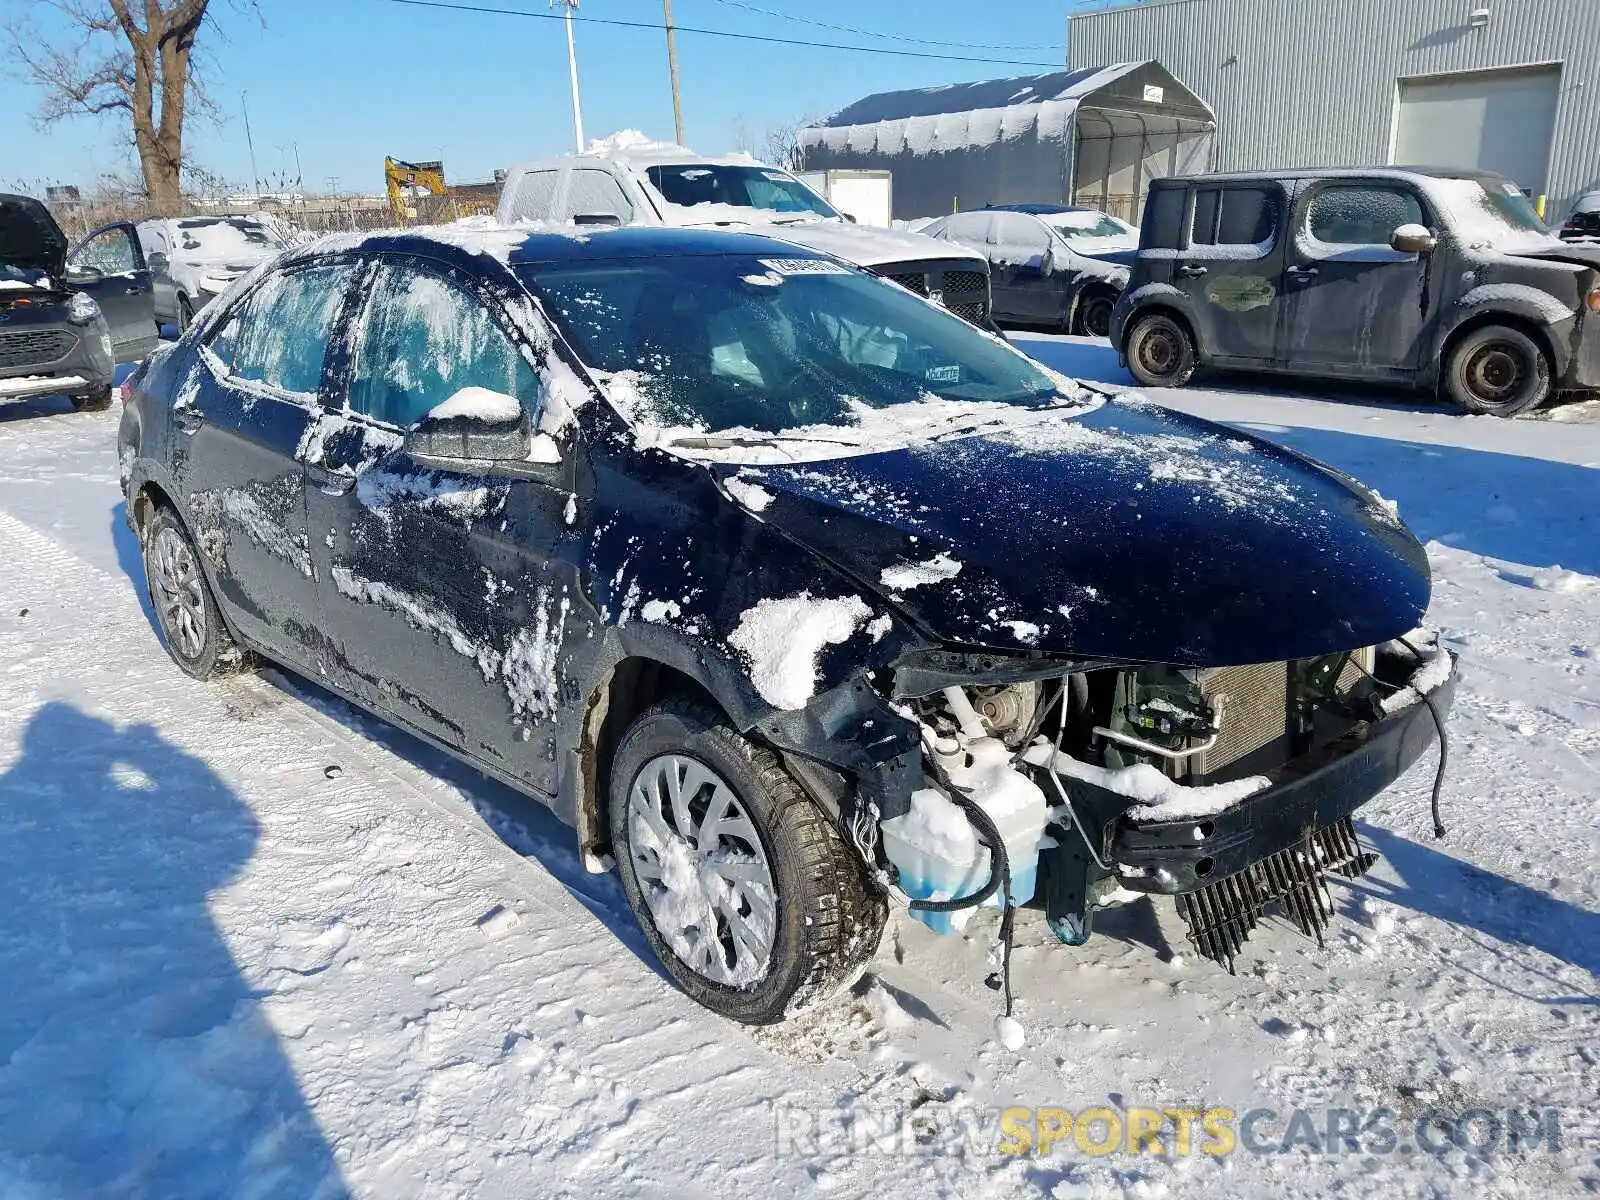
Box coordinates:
[149,525,208,659]
[627,753,777,988]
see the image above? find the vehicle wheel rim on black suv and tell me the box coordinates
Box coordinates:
[1084,299,1113,338]
[1464,342,1525,404]
[627,753,777,988]
[1137,326,1179,376]
[150,526,207,658]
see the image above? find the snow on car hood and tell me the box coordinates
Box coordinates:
[669,211,986,269]
[719,399,1431,667]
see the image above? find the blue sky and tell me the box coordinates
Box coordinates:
[0,0,1109,197]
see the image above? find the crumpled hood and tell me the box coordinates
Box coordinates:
[0,193,68,276]
[1504,240,1600,270]
[714,218,988,269]
[722,401,1430,667]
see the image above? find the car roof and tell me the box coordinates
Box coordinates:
[291,224,835,270]
[984,204,1093,215]
[1155,165,1517,187]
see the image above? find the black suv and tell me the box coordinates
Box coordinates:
[122,225,1454,1022]
[1,194,157,409]
[1111,168,1600,416]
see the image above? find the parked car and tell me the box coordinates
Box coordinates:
[496,137,996,328]
[1112,167,1600,416]
[1559,189,1600,242]
[121,224,1455,1022]
[0,193,156,411]
[921,204,1137,336]
[134,215,293,330]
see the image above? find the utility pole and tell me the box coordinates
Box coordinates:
[241,91,261,199]
[663,0,685,145]
[554,0,584,152]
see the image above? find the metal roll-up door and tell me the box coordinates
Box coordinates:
[1393,66,1561,195]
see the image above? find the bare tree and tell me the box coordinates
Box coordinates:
[8,1,223,211]
[760,118,810,172]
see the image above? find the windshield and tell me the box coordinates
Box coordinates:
[644,165,837,221]
[519,254,1080,451]
[1430,177,1551,248]
[175,218,289,258]
[1039,210,1136,246]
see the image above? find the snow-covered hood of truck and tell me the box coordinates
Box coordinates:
[666,212,986,269]
[718,399,1431,667]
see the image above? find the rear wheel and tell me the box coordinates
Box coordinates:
[142,506,250,680]
[70,386,114,412]
[177,294,195,332]
[1077,291,1116,339]
[1444,325,1551,417]
[1125,311,1198,388]
[609,698,886,1024]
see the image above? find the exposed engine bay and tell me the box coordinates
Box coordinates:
[864,637,1457,973]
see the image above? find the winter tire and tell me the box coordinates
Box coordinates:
[178,294,195,332]
[71,386,114,412]
[1125,311,1198,388]
[142,505,249,680]
[1077,292,1116,339]
[1445,325,1551,417]
[609,698,886,1024]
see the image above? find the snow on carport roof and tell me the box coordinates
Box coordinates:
[817,66,1122,128]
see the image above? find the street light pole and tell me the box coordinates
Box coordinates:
[663,0,685,145]
[554,0,584,152]
[241,91,261,199]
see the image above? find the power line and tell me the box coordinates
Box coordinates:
[701,0,1063,54]
[381,0,1064,68]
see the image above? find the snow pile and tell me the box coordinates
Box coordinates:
[723,476,775,513]
[727,592,872,709]
[586,129,690,158]
[427,386,521,424]
[880,552,961,592]
[1022,743,1270,824]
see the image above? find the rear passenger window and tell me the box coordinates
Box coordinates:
[506,169,561,222]
[347,260,539,429]
[562,169,633,223]
[205,262,355,397]
[1143,188,1186,250]
[1192,187,1278,248]
[1306,186,1426,247]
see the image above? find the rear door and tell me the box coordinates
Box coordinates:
[170,258,359,667]
[64,222,157,358]
[1177,183,1287,362]
[305,254,578,792]
[1279,180,1432,375]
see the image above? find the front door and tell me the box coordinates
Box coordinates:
[64,222,157,359]
[1278,180,1432,376]
[305,254,579,794]
[169,259,358,666]
[988,212,1064,324]
[1175,182,1288,363]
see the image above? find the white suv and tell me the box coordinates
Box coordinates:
[135,215,292,330]
[496,137,995,327]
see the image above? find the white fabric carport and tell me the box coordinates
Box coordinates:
[799,62,1216,222]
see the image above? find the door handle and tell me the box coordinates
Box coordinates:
[1177,265,1208,278]
[1287,265,1319,281]
[305,463,355,496]
[123,285,144,295]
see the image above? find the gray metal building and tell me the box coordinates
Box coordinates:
[1068,0,1600,220]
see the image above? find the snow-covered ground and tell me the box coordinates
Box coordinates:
[0,344,1596,1198]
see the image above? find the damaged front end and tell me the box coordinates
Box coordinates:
[768,636,1457,974]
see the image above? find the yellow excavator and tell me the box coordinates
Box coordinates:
[384,157,500,224]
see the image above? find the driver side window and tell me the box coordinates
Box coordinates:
[1305,186,1426,248]
[347,259,541,429]
[72,227,138,275]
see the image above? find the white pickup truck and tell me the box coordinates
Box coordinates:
[495,136,995,328]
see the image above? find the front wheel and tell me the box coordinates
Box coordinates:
[177,294,195,332]
[1077,292,1116,339]
[609,699,886,1024]
[71,385,114,412]
[1125,311,1198,388]
[1444,325,1551,417]
[141,506,250,680]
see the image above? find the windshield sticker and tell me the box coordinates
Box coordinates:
[758,258,851,276]
[925,364,961,384]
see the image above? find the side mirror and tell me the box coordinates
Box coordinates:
[148,251,169,270]
[404,388,531,464]
[842,213,858,224]
[1390,223,1437,254]
[572,212,623,227]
